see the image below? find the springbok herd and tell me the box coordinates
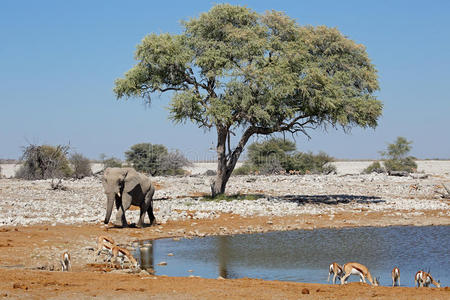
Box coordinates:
[328,262,441,288]
[58,236,442,288]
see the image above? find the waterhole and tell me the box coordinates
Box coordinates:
[135,226,449,287]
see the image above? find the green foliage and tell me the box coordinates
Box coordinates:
[125,143,167,175]
[103,157,122,169]
[232,164,258,175]
[237,138,335,175]
[16,144,73,180]
[247,138,295,168]
[114,4,382,194]
[381,137,417,173]
[363,161,384,174]
[380,137,413,160]
[69,153,92,179]
[384,157,417,173]
[287,151,336,174]
[125,143,190,176]
[115,5,381,132]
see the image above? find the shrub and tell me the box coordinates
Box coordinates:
[236,138,335,175]
[287,151,336,174]
[103,157,123,169]
[159,150,192,175]
[125,143,190,176]
[380,137,417,173]
[259,158,285,175]
[69,153,92,178]
[16,144,72,180]
[384,157,417,173]
[363,161,385,174]
[233,164,258,175]
[247,138,295,168]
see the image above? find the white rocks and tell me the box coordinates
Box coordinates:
[0,171,449,226]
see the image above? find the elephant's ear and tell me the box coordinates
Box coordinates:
[123,170,140,194]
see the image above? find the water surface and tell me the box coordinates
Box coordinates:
[136,226,449,287]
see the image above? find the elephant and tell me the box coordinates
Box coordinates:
[102,167,156,228]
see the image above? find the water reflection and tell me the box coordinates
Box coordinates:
[136,240,154,271]
[135,226,449,287]
[218,236,230,278]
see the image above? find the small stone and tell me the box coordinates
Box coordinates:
[167,253,174,256]
[301,288,309,294]
[139,269,151,275]
[158,261,167,266]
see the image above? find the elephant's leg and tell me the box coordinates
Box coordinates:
[146,187,156,226]
[147,204,155,226]
[115,206,128,227]
[116,195,131,227]
[138,190,154,227]
[137,204,148,228]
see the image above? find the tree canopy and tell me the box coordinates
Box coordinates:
[114,4,383,196]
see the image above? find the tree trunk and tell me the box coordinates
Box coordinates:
[211,126,256,197]
[211,127,229,197]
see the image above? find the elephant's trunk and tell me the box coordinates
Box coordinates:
[104,193,116,224]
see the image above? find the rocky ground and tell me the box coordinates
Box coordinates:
[0,170,448,227]
[0,161,449,299]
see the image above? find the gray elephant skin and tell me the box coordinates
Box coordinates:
[102,167,156,227]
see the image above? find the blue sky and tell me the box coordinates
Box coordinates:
[1,0,449,160]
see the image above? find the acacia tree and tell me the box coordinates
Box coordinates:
[114,4,382,196]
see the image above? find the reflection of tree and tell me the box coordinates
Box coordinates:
[139,242,154,271]
[218,236,230,278]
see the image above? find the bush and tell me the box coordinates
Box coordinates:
[103,157,122,169]
[247,138,295,169]
[159,150,192,175]
[384,157,417,173]
[380,137,417,173]
[287,151,336,174]
[125,143,190,176]
[69,153,92,178]
[235,138,335,175]
[233,163,260,175]
[16,144,72,180]
[363,161,385,174]
[259,158,285,175]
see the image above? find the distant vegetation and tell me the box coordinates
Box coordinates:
[99,154,123,169]
[69,153,92,179]
[363,137,417,174]
[125,143,190,176]
[362,161,384,174]
[234,138,336,175]
[16,144,73,180]
[11,142,191,180]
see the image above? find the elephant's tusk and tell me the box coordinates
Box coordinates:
[117,192,121,198]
